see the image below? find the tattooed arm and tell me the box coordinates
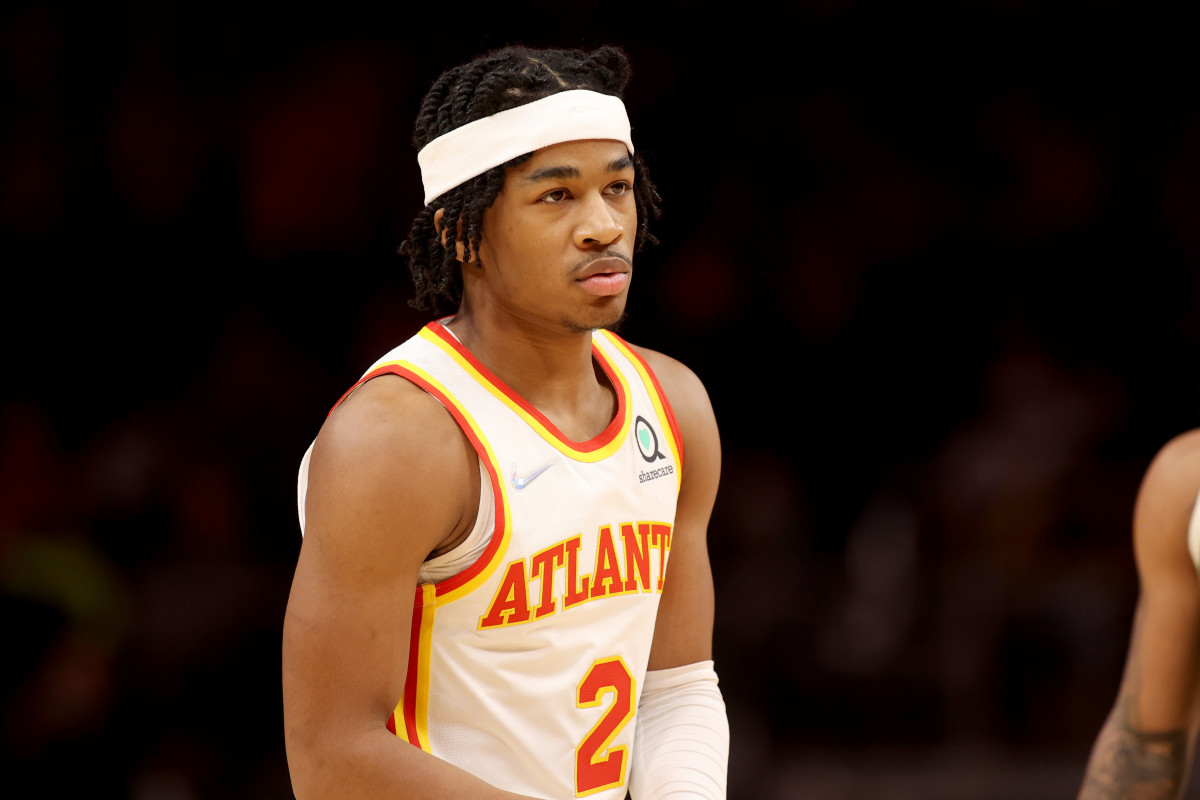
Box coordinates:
[1079,429,1200,800]
[1079,680,1190,798]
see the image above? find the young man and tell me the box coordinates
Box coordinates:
[1078,428,1200,798]
[282,45,729,800]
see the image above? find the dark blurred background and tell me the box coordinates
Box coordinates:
[2,1,1198,798]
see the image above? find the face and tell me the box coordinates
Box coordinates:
[469,139,638,334]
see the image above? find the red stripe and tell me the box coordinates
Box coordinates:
[325,364,406,417]
[400,587,426,748]
[331,360,509,598]
[324,361,507,594]
[383,365,508,598]
[327,358,510,745]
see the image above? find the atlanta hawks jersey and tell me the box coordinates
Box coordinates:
[297,319,683,799]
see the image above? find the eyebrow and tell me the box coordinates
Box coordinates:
[522,154,635,185]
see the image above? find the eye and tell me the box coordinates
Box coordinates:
[606,181,633,197]
[539,188,571,204]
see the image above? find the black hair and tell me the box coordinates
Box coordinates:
[399,44,662,313]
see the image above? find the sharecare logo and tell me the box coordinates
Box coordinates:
[638,465,675,484]
[634,416,666,463]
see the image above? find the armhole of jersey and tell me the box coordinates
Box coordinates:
[1187,485,1200,575]
[297,441,314,536]
[296,368,417,538]
[417,458,495,584]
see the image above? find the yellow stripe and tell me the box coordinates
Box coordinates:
[413,582,436,752]
[418,327,631,462]
[391,581,437,751]
[598,332,683,494]
[383,358,514,752]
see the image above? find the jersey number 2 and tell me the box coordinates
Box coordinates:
[575,657,635,797]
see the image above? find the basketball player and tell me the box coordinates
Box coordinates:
[1078,428,1200,798]
[281,45,729,800]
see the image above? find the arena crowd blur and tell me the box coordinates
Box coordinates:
[3,2,1198,798]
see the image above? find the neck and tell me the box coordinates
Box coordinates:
[445,305,616,442]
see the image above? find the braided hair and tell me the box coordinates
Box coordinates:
[399,45,662,313]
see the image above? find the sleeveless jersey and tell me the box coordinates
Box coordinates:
[297,319,683,799]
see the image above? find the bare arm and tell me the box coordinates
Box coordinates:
[623,348,728,800]
[282,376,537,800]
[634,348,720,670]
[1079,429,1200,799]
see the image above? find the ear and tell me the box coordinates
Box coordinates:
[432,208,472,263]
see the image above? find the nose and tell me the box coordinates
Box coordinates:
[574,192,624,249]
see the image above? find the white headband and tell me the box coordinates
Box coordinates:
[416,89,634,206]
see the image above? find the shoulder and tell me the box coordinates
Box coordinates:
[1137,429,1200,528]
[1147,428,1200,477]
[314,374,469,474]
[625,343,715,423]
[305,374,478,557]
[624,342,720,483]
[1133,428,1200,577]
[624,344,712,418]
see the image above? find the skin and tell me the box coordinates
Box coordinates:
[1079,428,1200,799]
[282,139,719,798]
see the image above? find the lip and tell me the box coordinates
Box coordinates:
[577,272,629,296]
[574,256,631,297]
[574,256,631,280]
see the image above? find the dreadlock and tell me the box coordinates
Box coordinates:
[399,44,662,313]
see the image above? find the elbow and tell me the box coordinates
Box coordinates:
[285,716,394,798]
[284,717,341,799]
[284,735,319,799]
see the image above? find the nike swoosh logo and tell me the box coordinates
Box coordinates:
[511,459,557,490]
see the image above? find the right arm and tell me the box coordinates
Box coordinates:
[1078,429,1200,799]
[282,376,538,800]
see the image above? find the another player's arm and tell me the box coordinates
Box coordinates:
[282,376,538,800]
[1078,429,1200,800]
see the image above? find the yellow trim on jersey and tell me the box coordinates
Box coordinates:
[596,332,683,494]
[398,582,438,752]
[377,357,518,755]
[418,326,632,462]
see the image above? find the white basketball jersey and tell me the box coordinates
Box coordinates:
[297,320,683,799]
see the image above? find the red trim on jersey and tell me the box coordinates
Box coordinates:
[334,362,507,596]
[391,365,507,597]
[399,587,427,748]
[325,360,511,746]
[604,332,685,469]
[425,320,628,455]
[326,365,400,417]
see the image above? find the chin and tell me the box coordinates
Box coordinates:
[563,305,627,334]
[598,311,627,333]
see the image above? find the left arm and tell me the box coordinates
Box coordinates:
[629,347,728,800]
[643,347,720,670]
[1078,429,1200,799]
